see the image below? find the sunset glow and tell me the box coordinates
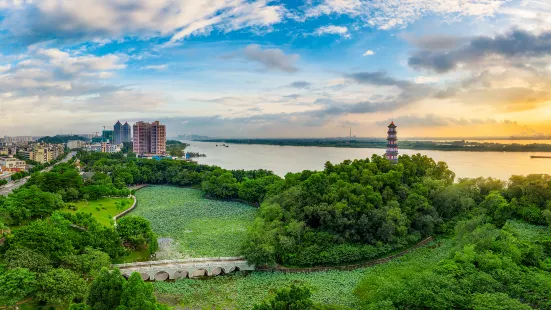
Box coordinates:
[1,0,551,138]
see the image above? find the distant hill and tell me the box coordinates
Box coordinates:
[176,134,210,141]
[38,135,89,144]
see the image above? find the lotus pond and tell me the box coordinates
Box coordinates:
[133,186,257,258]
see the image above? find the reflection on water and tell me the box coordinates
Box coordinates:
[183,141,551,180]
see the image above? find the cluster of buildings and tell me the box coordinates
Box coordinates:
[82,120,167,155]
[0,143,65,182]
[0,157,26,173]
[84,121,131,154]
[0,136,40,143]
[19,144,65,164]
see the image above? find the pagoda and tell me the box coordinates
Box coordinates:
[385,121,398,164]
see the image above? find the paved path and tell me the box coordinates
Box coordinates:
[0,151,76,196]
[114,257,254,281]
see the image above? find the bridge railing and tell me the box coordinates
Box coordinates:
[113,256,246,269]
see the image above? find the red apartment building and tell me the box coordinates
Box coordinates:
[132,121,167,155]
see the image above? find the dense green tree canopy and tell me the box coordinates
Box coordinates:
[87,268,125,310]
[116,272,169,310]
[117,216,158,254]
[0,267,37,306]
[36,268,87,305]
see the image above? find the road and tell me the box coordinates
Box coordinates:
[0,151,76,196]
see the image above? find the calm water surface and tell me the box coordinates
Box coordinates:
[184,141,551,180]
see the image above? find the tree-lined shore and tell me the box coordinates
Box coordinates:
[200,138,551,152]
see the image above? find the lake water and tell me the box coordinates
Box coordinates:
[183,141,551,180]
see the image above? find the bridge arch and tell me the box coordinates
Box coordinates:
[227,266,241,273]
[154,271,170,281]
[191,268,208,277]
[211,267,225,276]
[139,272,150,281]
[173,270,189,280]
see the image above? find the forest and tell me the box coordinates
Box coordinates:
[37,135,89,144]
[0,150,550,309]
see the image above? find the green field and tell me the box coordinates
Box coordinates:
[70,197,134,227]
[133,186,257,258]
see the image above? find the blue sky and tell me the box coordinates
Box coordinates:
[1,0,551,138]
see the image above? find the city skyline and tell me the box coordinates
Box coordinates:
[1,1,551,138]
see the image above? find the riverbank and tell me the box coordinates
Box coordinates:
[200,138,551,152]
[183,141,551,180]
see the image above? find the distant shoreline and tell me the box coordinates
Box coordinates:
[197,139,551,152]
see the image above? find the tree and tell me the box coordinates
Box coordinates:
[543,209,551,228]
[36,268,87,305]
[116,272,169,310]
[480,191,513,227]
[61,247,111,277]
[3,186,64,223]
[66,187,81,201]
[8,220,75,263]
[0,268,37,306]
[0,217,9,235]
[202,170,239,199]
[471,293,531,310]
[117,216,158,254]
[87,268,125,310]
[241,218,278,267]
[252,284,315,310]
[4,247,53,272]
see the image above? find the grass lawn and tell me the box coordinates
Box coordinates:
[69,197,134,227]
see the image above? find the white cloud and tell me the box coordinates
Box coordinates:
[0,64,11,72]
[414,76,440,84]
[243,44,300,73]
[500,0,551,33]
[314,25,350,38]
[362,50,375,56]
[1,0,286,45]
[0,47,127,98]
[142,64,168,71]
[303,0,510,30]
[305,0,362,18]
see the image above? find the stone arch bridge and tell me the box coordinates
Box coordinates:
[113,257,254,281]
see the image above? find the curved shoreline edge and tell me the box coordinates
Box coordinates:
[113,184,149,226]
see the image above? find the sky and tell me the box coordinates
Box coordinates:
[1,0,551,138]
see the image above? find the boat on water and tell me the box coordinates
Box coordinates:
[530,156,551,159]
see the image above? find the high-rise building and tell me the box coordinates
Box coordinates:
[385,121,398,164]
[133,121,150,154]
[132,121,166,155]
[114,121,122,145]
[150,121,166,155]
[122,122,131,143]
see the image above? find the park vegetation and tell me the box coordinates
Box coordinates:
[1,149,550,309]
[0,157,158,308]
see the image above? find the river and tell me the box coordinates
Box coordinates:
[183,141,551,180]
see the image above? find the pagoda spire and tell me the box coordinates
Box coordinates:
[385,121,398,164]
